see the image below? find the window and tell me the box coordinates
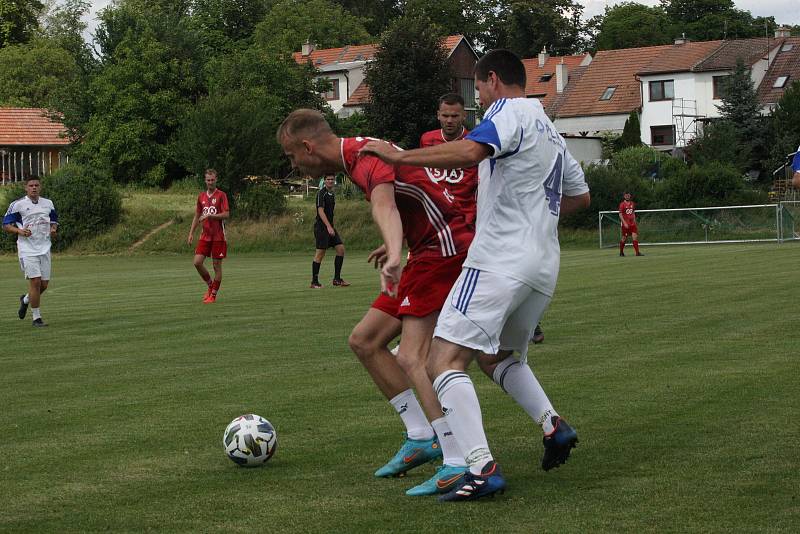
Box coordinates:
[781,43,793,52]
[712,75,730,99]
[649,80,674,101]
[600,86,616,100]
[773,76,789,88]
[539,74,553,82]
[651,125,675,146]
[459,78,477,128]
[322,79,340,101]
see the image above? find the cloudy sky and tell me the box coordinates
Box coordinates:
[81,0,799,40]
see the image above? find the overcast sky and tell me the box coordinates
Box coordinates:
[81,0,800,41]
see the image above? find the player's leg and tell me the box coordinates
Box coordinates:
[632,230,643,256]
[311,248,326,288]
[193,246,213,299]
[27,276,46,326]
[18,257,30,320]
[619,227,626,256]
[332,241,349,286]
[205,259,222,303]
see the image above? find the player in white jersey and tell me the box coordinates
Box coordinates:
[362,49,591,501]
[3,176,59,327]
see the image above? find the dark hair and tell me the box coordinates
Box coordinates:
[24,174,41,183]
[277,109,333,144]
[438,93,464,107]
[475,49,526,88]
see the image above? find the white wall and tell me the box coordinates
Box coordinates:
[315,65,366,114]
[554,114,628,137]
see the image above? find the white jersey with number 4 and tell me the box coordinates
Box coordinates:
[3,196,58,257]
[464,97,588,297]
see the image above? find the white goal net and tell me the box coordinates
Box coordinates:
[598,203,800,248]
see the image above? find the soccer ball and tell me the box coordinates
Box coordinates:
[223,414,277,466]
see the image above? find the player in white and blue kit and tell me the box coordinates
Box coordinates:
[362,49,591,501]
[792,145,800,189]
[3,176,59,327]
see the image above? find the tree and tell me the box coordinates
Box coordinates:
[403,0,484,40]
[0,42,80,107]
[686,120,748,172]
[717,57,765,173]
[594,2,671,51]
[363,16,452,149]
[660,0,775,41]
[480,0,586,57]
[254,0,371,54]
[333,0,401,36]
[0,0,44,47]
[619,110,643,149]
[41,0,94,72]
[189,0,271,44]
[765,81,800,179]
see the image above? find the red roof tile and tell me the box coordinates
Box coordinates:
[343,81,370,107]
[637,40,722,75]
[0,108,69,146]
[293,35,467,68]
[557,45,673,118]
[758,37,800,105]
[692,38,775,72]
[522,54,590,110]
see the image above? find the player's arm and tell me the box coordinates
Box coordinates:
[370,182,403,296]
[187,211,201,245]
[49,207,58,236]
[2,209,28,236]
[317,206,334,234]
[794,170,800,189]
[203,209,229,221]
[361,139,490,170]
[560,193,591,217]
[792,151,800,188]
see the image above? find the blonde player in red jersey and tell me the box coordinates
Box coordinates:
[187,169,230,302]
[618,191,643,257]
[278,109,476,497]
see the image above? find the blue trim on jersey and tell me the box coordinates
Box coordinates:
[49,209,58,224]
[3,211,21,226]
[497,128,524,160]
[792,151,800,173]
[466,120,501,154]
[483,98,507,122]
[456,268,480,314]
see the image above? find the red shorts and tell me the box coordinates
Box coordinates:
[371,293,400,319]
[396,253,467,318]
[195,240,227,259]
[621,223,638,237]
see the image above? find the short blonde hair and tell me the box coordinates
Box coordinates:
[277,109,333,144]
[204,168,218,178]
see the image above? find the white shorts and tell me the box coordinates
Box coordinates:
[434,267,551,362]
[19,253,52,280]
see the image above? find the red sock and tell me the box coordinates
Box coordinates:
[211,280,221,296]
[633,241,640,254]
[619,240,625,254]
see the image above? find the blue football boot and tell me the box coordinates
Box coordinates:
[374,433,442,478]
[405,464,468,496]
[438,461,506,502]
[541,416,578,471]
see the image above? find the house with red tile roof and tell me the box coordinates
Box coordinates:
[521,48,592,116]
[0,108,70,184]
[554,30,800,150]
[293,35,479,122]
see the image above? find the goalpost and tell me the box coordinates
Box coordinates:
[598,202,800,248]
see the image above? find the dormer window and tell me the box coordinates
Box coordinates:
[781,43,793,52]
[600,86,616,100]
[773,76,789,88]
[539,74,553,82]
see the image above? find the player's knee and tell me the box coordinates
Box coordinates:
[348,329,376,360]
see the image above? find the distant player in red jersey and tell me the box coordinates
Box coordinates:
[187,169,230,302]
[277,109,475,496]
[619,191,643,257]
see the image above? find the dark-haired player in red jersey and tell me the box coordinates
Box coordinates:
[619,191,643,257]
[187,169,230,302]
[277,108,476,497]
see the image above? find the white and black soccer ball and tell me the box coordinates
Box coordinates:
[223,414,277,467]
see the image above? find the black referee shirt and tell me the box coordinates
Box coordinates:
[316,187,335,226]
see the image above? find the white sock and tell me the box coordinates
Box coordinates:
[493,356,558,434]
[32,307,41,320]
[431,417,467,467]
[433,370,493,475]
[23,294,30,304]
[389,389,434,441]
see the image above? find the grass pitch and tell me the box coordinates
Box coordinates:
[1,244,798,533]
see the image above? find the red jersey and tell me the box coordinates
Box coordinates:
[619,200,636,225]
[419,128,478,226]
[196,189,229,241]
[341,137,474,259]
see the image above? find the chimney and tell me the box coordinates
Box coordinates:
[674,33,689,45]
[556,60,568,94]
[301,40,316,57]
[775,26,791,38]
[538,46,549,68]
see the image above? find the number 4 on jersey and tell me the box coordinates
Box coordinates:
[543,153,563,216]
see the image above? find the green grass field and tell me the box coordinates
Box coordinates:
[1,244,798,533]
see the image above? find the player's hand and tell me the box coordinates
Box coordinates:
[50,227,57,237]
[199,213,208,222]
[327,226,335,236]
[187,234,193,246]
[367,244,387,269]
[19,227,32,237]
[380,254,402,298]
[360,141,401,164]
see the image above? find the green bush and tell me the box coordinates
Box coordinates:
[660,161,747,207]
[234,183,287,220]
[2,165,122,252]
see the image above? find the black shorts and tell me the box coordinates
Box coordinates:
[315,224,343,249]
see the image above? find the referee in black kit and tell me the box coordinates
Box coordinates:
[310,175,349,288]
